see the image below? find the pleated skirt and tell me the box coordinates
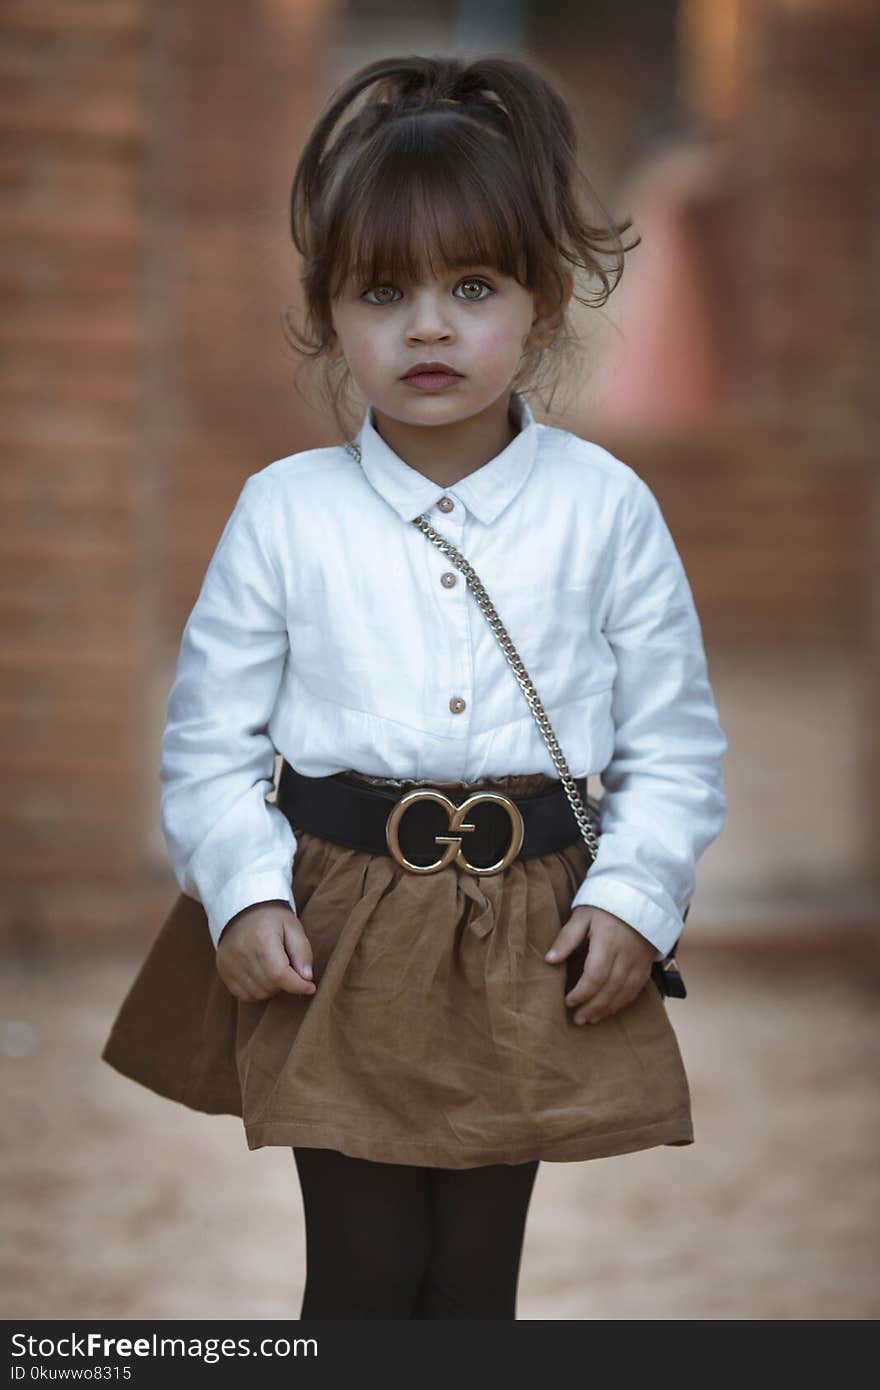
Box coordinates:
[102,772,694,1168]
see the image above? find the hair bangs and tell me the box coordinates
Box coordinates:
[325,124,533,298]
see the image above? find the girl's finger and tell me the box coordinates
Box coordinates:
[565,950,622,1009]
[275,967,317,997]
[263,946,316,996]
[237,958,277,999]
[544,909,591,963]
[254,939,316,997]
[237,981,270,1004]
[282,920,314,980]
[221,966,268,1003]
[575,968,644,1024]
[573,978,620,1024]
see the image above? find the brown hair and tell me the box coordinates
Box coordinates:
[283,52,640,438]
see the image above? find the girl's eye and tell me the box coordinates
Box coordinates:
[362,285,401,305]
[455,278,493,301]
[361,278,494,305]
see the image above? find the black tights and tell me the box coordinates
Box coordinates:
[293,1146,540,1319]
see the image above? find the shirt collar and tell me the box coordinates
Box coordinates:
[351,391,538,525]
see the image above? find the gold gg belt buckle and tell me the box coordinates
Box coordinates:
[385,788,525,875]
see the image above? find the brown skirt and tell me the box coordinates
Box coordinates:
[102,772,694,1168]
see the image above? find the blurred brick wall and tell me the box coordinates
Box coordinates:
[2,1,150,942]
[1,0,336,943]
[159,0,337,619]
[563,0,877,647]
[738,0,877,433]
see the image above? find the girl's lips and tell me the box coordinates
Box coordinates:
[402,371,464,392]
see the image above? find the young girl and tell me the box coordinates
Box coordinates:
[103,52,728,1320]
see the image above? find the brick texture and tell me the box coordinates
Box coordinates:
[1,2,148,931]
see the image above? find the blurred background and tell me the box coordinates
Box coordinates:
[2,0,878,1320]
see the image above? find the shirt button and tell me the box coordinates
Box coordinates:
[440,571,457,588]
[449,696,466,714]
[437,496,454,513]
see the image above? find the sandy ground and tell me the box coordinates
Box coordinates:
[2,941,878,1321]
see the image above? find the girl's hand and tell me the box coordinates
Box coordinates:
[215,900,317,1003]
[544,905,655,1024]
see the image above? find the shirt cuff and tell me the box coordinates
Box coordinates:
[207,868,298,951]
[570,876,684,961]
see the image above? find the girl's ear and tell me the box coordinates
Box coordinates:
[528,272,573,348]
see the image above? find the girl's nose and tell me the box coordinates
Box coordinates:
[405,328,453,344]
[404,294,455,344]
[405,322,455,347]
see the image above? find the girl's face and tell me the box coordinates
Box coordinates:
[329,264,557,427]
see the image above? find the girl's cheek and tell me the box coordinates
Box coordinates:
[351,327,391,369]
[473,324,528,363]
[483,317,523,345]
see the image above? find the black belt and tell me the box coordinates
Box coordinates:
[275,762,593,875]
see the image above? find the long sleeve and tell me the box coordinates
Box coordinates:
[570,473,728,960]
[159,472,298,950]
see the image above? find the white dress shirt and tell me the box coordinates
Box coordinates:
[160,391,728,956]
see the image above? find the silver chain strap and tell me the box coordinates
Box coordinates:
[344,440,601,860]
